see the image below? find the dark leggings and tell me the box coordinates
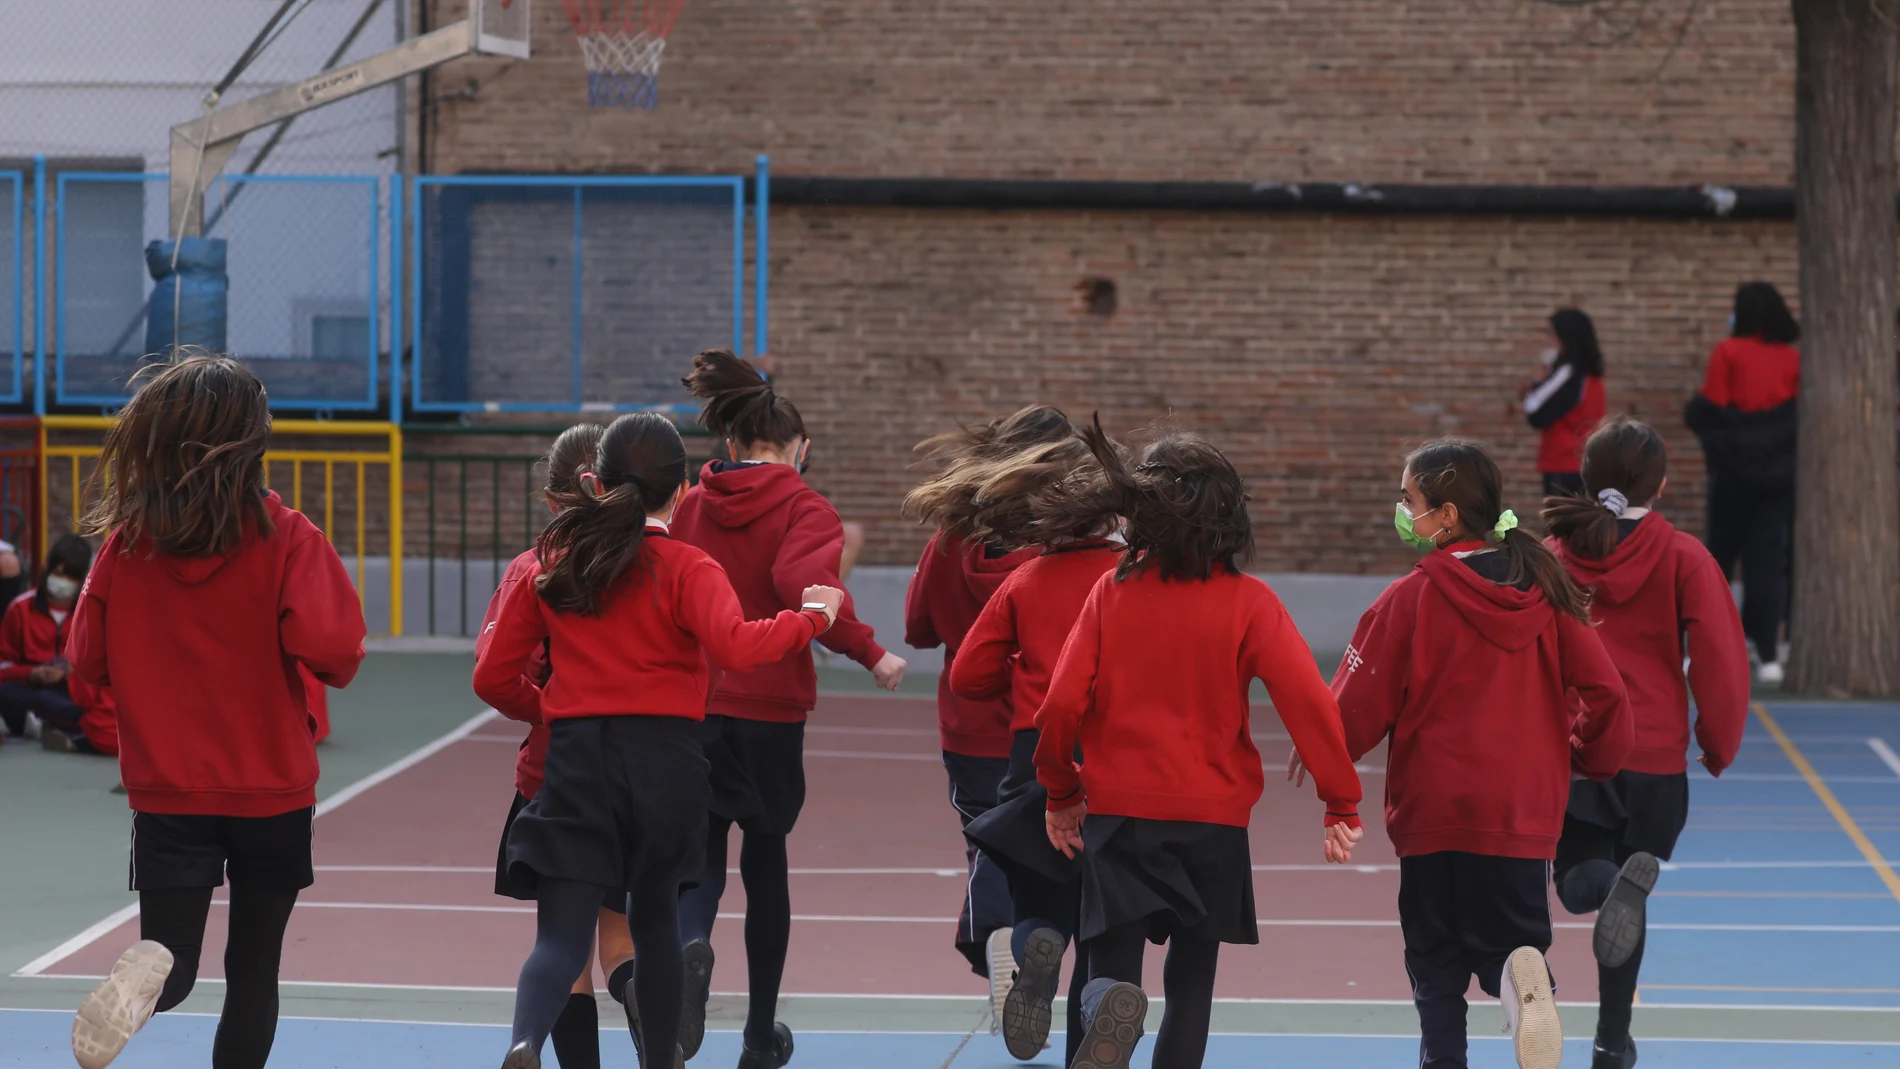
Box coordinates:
[679,820,791,1050]
[1705,473,1793,663]
[139,885,298,1069]
[1086,920,1220,1069]
[1554,818,1646,1046]
[512,877,684,1062]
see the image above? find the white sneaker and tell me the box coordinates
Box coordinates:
[1757,662,1785,687]
[1502,946,1562,1069]
[72,940,173,1069]
[985,927,1013,1036]
[24,712,41,740]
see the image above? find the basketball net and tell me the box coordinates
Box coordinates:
[561,0,690,109]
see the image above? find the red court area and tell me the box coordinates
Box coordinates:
[39,695,1602,1002]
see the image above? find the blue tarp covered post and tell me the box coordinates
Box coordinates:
[144,237,228,358]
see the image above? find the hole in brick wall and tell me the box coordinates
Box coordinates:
[1076,277,1117,317]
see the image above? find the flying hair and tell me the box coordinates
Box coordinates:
[1541,416,1667,560]
[681,349,805,448]
[903,405,1076,544]
[82,350,274,558]
[1405,437,1592,622]
[534,412,687,616]
[1031,414,1254,582]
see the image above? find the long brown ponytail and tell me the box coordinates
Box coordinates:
[535,413,686,615]
[1541,417,1667,560]
[1406,438,1591,622]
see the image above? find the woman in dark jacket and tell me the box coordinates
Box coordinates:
[1524,308,1608,496]
[1683,281,1799,685]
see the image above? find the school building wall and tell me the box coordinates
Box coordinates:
[419,0,1818,580]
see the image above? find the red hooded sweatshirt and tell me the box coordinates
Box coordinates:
[476,548,553,798]
[473,529,830,724]
[1333,546,1631,859]
[1033,567,1363,829]
[0,588,119,755]
[904,531,1038,758]
[68,493,368,817]
[949,542,1123,735]
[1549,513,1748,776]
[672,462,886,722]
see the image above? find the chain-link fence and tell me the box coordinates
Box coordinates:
[0,0,402,410]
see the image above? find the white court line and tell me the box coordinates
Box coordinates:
[1716,773,1900,785]
[1253,859,1894,873]
[10,708,501,978]
[1869,738,1900,779]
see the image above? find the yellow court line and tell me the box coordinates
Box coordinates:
[1754,702,1900,905]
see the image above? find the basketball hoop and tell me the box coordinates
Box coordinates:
[561,0,690,109]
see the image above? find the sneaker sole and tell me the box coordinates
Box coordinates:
[679,940,714,1060]
[622,993,646,1067]
[1594,852,1659,969]
[1068,981,1146,1069]
[1505,948,1563,1069]
[1001,928,1063,1061]
[72,941,173,1069]
[985,929,1014,1037]
[501,1041,541,1069]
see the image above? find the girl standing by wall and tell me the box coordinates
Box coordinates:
[1523,308,1608,496]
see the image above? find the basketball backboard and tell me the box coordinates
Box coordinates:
[474,0,532,59]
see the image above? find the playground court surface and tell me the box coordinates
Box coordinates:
[0,652,1897,1067]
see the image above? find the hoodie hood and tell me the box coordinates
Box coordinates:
[159,491,287,586]
[1551,512,1671,607]
[957,540,1037,603]
[693,461,810,528]
[1417,549,1553,652]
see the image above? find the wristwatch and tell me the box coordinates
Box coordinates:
[801,601,833,627]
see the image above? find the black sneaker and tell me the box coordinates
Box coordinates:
[679,939,714,1060]
[1591,1036,1637,1069]
[620,990,646,1067]
[1594,853,1659,969]
[41,729,78,753]
[1001,928,1064,1061]
[735,1022,794,1069]
[501,1041,540,1069]
[1069,981,1147,1069]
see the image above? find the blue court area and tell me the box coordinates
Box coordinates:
[1,1012,1897,1069]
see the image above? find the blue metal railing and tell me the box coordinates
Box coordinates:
[0,170,22,406]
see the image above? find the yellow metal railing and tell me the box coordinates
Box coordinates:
[38,416,404,636]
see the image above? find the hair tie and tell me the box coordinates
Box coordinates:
[1597,488,1629,517]
[1492,509,1519,540]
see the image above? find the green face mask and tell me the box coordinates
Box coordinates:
[1394,502,1440,553]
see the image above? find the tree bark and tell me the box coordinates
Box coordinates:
[1789,0,1900,696]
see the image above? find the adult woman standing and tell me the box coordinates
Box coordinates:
[1523,309,1609,496]
[1684,282,1800,685]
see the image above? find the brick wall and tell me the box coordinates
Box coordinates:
[420,0,1824,572]
[430,0,1802,184]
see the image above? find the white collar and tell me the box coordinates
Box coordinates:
[646,518,670,532]
[1620,506,1650,521]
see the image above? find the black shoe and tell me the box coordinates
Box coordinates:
[1594,853,1659,969]
[41,728,78,753]
[1001,928,1064,1061]
[1069,981,1147,1069]
[679,939,715,1060]
[735,1022,794,1069]
[501,1041,540,1069]
[1591,1036,1637,1069]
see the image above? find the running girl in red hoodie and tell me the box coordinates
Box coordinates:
[949,428,1131,1066]
[66,355,368,1069]
[475,421,648,1069]
[668,349,904,1068]
[1325,438,1631,1069]
[1542,418,1748,1069]
[1034,417,1364,1069]
[474,412,844,1069]
[903,404,1073,1006]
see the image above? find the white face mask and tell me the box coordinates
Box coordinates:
[45,575,78,602]
[1539,347,1560,368]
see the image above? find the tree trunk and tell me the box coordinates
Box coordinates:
[1789,0,1900,696]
